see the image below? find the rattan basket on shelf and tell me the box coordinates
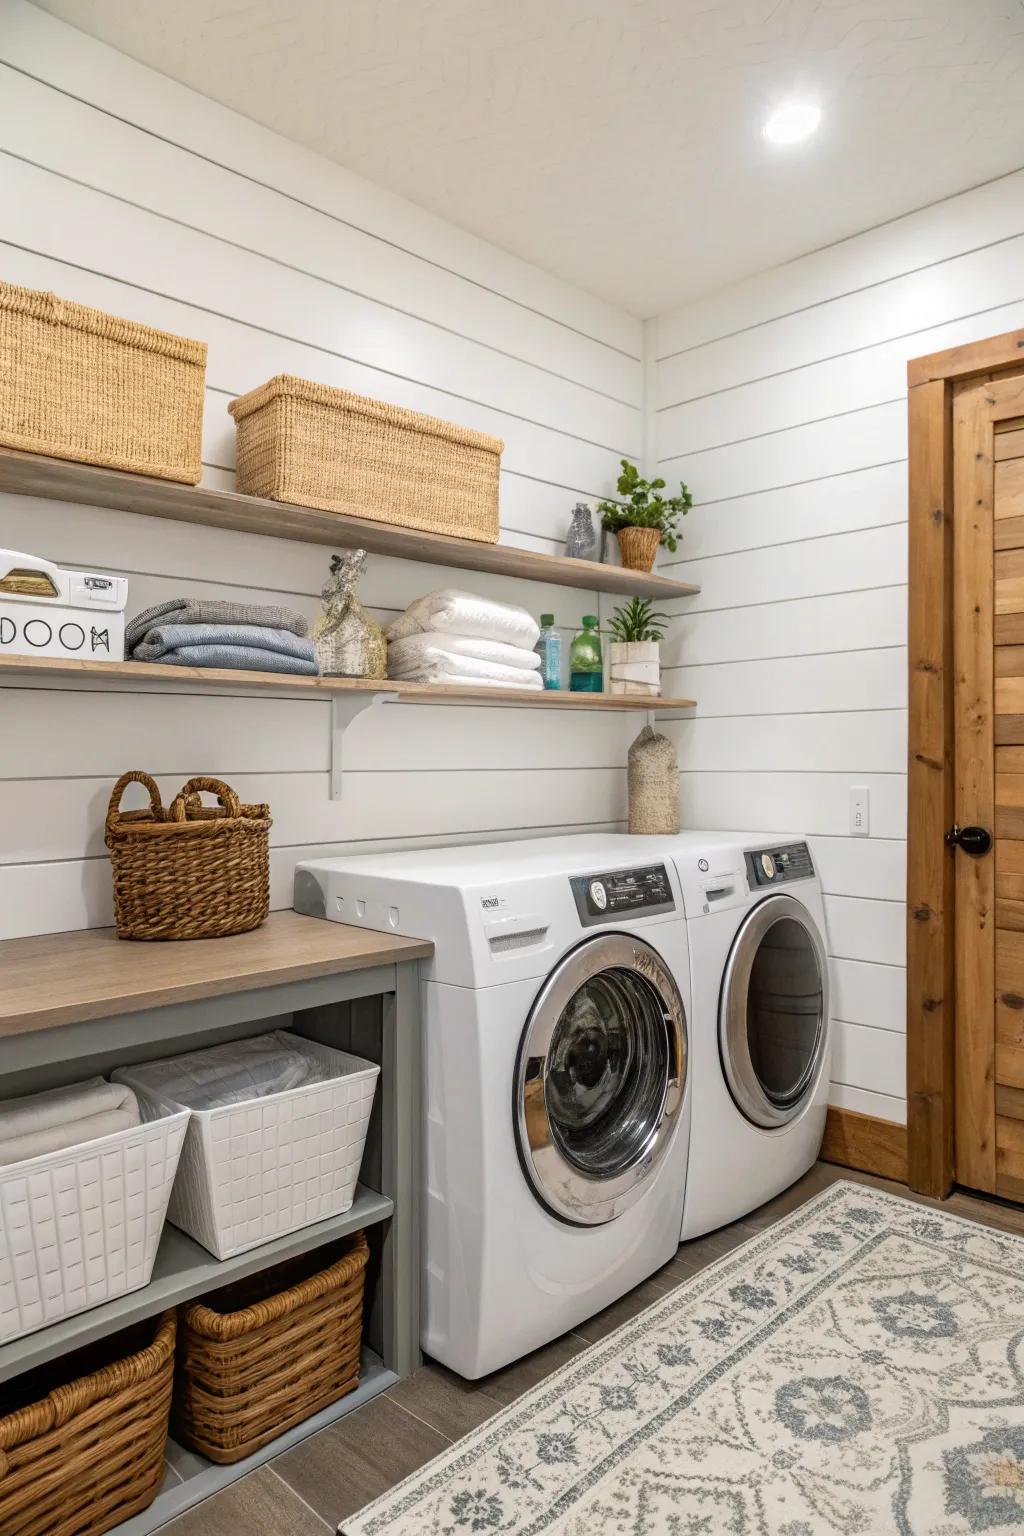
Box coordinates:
[104,771,271,941]
[0,281,207,483]
[0,1310,175,1536]
[228,375,503,543]
[173,1231,369,1463]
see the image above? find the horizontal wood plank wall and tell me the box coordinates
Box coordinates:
[0,1,644,939]
[649,165,1024,1129]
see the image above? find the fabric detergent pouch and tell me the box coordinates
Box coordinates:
[0,548,127,660]
[313,548,387,677]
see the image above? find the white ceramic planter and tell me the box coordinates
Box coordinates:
[609,640,660,695]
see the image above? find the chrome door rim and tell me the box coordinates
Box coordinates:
[514,932,687,1227]
[719,894,829,1129]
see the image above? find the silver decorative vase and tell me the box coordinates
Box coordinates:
[566,503,597,561]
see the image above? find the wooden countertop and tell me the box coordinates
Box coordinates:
[0,911,433,1037]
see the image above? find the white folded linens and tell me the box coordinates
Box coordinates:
[0,1077,141,1165]
[114,1031,332,1111]
[389,649,544,687]
[395,668,544,691]
[388,631,541,672]
[387,589,540,650]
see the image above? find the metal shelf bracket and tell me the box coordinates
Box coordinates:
[330,691,400,800]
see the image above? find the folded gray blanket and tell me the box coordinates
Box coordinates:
[133,623,318,675]
[126,597,308,652]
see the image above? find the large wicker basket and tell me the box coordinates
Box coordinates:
[0,281,206,483]
[174,1231,369,1463]
[228,375,502,543]
[0,1310,175,1536]
[105,771,271,941]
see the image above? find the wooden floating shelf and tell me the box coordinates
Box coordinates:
[0,652,697,711]
[0,1185,393,1384]
[0,446,700,600]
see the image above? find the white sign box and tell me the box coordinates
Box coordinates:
[0,549,127,661]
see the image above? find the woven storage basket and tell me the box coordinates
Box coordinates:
[174,1231,369,1463]
[105,770,271,941]
[0,1309,175,1536]
[0,281,206,483]
[228,375,503,543]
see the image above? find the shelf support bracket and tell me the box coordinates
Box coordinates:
[644,706,694,731]
[330,692,400,801]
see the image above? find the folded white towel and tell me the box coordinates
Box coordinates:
[0,1077,141,1165]
[388,631,541,673]
[391,650,544,688]
[397,668,543,691]
[387,589,540,650]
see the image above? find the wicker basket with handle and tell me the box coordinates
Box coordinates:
[105,771,271,941]
[228,375,503,543]
[0,281,206,483]
[0,1310,175,1536]
[174,1231,369,1463]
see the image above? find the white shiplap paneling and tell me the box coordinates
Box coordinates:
[0,5,644,940]
[650,172,1024,1126]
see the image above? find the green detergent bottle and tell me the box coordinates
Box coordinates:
[570,615,603,692]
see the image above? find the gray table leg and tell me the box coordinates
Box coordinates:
[378,959,422,1377]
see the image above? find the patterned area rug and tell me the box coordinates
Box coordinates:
[342,1182,1024,1535]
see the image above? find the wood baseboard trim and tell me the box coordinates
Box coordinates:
[821,1106,908,1184]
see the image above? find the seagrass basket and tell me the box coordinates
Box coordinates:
[173,1231,369,1463]
[105,771,271,941]
[0,1310,175,1536]
[228,375,502,542]
[0,281,206,483]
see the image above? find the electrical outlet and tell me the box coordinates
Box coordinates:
[849,785,869,837]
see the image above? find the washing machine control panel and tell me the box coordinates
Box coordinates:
[745,842,814,887]
[570,864,675,926]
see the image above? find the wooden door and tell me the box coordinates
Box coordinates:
[954,373,1024,1196]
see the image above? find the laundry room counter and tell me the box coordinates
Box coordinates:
[0,908,433,1037]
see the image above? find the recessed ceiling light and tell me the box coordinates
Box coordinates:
[762,102,821,145]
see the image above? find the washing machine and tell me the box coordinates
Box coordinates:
[670,832,831,1240]
[294,835,691,1379]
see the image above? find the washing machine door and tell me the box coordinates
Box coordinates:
[720,893,829,1129]
[515,932,687,1226]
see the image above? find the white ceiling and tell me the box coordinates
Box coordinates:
[32,0,1024,317]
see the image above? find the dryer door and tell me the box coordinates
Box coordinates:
[515,933,687,1226]
[720,894,830,1129]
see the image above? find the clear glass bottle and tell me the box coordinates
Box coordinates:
[570,615,603,692]
[534,613,562,690]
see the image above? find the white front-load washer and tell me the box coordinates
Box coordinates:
[294,834,692,1379]
[669,832,831,1241]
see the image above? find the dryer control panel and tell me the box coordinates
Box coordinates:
[570,864,675,927]
[745,842,815,887]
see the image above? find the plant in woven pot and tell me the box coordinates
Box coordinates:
[607,598,669,697]
[597,459,692,572]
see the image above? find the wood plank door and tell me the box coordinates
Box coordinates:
[954,374,1024,1196]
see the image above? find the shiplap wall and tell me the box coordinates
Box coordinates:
[652,166,1024,1127]
[0,0,645,939]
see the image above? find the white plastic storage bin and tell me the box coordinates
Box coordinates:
[115,1032,379,1260]
[0,1107,188,1344]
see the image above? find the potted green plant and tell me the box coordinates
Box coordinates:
[597,459,693,572]
[607,598,669,696]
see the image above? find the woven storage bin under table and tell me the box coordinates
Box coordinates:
[0,1106,188,1345]
[115,1033,380,1259]
[174,1230,368,1463]
[229,375,503,543]
[105,771,271,941]
[0,1309,175,1536]
[0,281,206,483]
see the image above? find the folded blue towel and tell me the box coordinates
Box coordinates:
[152,644,319,676]
[132,623,316,662]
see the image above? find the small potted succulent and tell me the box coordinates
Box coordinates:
[598,459,693,572]
[607,598,669,696]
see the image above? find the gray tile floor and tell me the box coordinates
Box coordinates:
[159,1162,1024,1533]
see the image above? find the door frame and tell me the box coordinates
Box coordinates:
[907,327,1024,1197]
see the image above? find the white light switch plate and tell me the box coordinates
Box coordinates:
[849,785,869,837]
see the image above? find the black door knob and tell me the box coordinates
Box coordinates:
[946,824,993,856]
